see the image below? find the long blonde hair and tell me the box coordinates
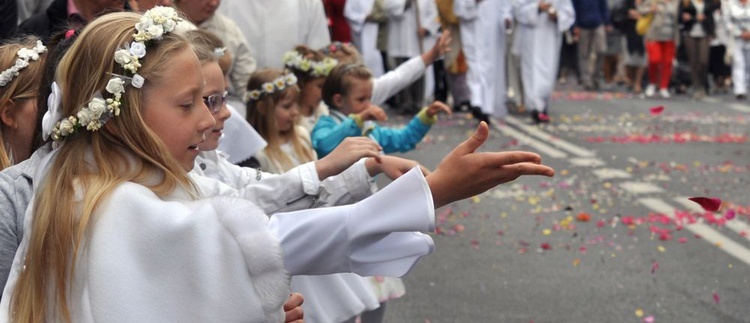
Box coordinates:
[0,36,47,170]
[246,68,314,172]
[11,12,197,322]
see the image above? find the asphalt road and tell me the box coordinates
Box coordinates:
[377,90,750,323]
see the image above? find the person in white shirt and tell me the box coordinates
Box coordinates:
[217,0,331,69]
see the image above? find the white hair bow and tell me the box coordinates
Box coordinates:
[41,82,62,141]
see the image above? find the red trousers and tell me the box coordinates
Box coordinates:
[646,41,676,89]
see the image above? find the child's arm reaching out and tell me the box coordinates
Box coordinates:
[311,106,387,157]
[370,101,451,154]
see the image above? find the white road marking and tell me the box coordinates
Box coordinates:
[504,115,597,157]
[619,181,665,194]
[569,157,606,167]
[592,168,633,180]
[491,120,569,159]
[727,103,750,113]
[672,197,750,242]
[639,198,750,267]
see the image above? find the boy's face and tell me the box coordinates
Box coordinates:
[340,77,373,115]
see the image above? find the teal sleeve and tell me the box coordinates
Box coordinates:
[370,115,432,154]
[311,115,363,157]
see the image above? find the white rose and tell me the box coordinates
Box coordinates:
[131,74,145,88]
[88,98,107,118]
[105,78,126,95]
[146,25,164,39]
[59,119,75,136]
[136,18,153,32]
[162,19,177,32]
[114,50,132,65]
[129,42,146,58]
[77,109,94,126]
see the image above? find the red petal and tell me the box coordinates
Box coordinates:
[649,105,665,115]
[688,197,722,212]
[725,209,736,220]
[713,291,720,304]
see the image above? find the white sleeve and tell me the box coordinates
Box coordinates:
[195,161,323,214]
[513,0,541,26]
[345,0,376,33]
[315,158,375,207]
[453,0,479,20]
[372,56,426,105]
[556,0,576,32]
[384,0,409,17]
[268,167,435,277]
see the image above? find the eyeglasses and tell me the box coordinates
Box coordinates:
[203,91,227,113]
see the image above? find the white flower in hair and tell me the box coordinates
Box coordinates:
[106,78,126,95]
[0,40,47,87]
[262,82,275,93]
[129,42,146,58]
[46,6,182,142]
[274,77,286,89]
[282,49,338,77]
[248,90,261,101]
[131,74,145,88]
[284,74,297,85]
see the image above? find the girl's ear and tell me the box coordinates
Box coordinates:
[332,93,343,109]
[1,100,19,129]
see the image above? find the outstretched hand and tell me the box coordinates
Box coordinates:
[283,293,304,323]
[366,155,431,179]
[316,137,382,180]
[426,101,452,118]
[422,30,452,65]
[426,122,555,208]
[358,105,388,122]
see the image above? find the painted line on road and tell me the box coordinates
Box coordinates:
[672,197,750,242]
[504,115,597,158]
[727,103,750,113]
[569,157,606,167]
[491,120,569,159]
[639,197,750,267]
[620,181,665,194]
[592,168,633,180]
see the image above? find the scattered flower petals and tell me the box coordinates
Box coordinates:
[688,197,722,212]
[643,315,655,323]
[678,237,688,243]
[724,209,736,220]
[657,246,666,252]
[651,261,659,274]
[540,242,552,250]
[713,291,720,304]
[572,258,581,266]
[576,212,591,222]
[649,105,665,115]
[635,309,644,317]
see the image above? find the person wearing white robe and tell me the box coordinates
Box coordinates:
[217,0,331,69]
[346,0,386,77]
[456,0,512,118]
[513,0,575,123]
[384,0,439,114]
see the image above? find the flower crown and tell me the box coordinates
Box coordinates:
[44,6,182,142]
[244,73,298,102]
[282,50,338,77]
[0,40,47,88]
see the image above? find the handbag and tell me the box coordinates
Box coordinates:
[636,13,654,36]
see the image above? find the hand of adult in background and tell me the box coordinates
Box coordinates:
[682,12,693,22]
[358,105,388,122]
[426,122,555,208]
[284,293,304,323]
[366,155,431,179]
[316,137,383,180]
[418,27,428,38]
[422,30,452,64]
[426,101,452,118]
[628,9,640,19]
[697,13,705,21]
[606,25,613,33]
[539,1,552,12]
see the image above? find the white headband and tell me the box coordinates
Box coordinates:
[0,40,47,88]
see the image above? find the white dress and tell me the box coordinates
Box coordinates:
[455,0,512,117]
[346,0,386,77]
[0,149,436,322]
[216,102,267,164]
[513,0,575,112]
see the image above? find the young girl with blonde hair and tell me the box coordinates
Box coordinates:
[1,8,555,322]
[0,37,47,170]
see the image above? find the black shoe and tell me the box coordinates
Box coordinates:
[737,94,747,101]
[470,106,491,125]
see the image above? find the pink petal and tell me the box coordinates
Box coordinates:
[713,291,720,304]
[651,261,659,274]
[643,316,655,323]
[725,209,736,220]
[688,197,722,212]
[649,105,665,115]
